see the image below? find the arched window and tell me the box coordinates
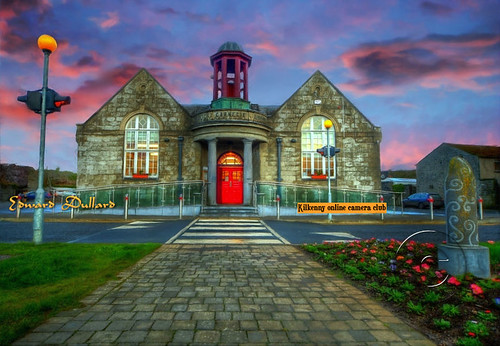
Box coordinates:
[301,116,335,179]
[124,114,159,178]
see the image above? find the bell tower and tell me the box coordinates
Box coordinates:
[210,41,252,109]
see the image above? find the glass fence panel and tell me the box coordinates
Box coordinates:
[254,182,402,212]
[75,181,205,209]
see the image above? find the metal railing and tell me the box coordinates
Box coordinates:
[75,180,205,209]
[253,181,404,213]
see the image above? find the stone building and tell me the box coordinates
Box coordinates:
[76,42,382,206]
[417,143,500,208]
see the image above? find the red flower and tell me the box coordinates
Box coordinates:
[435,271,443,279]
[412,265,422,273]
[405,259,413,265]
[396,255,404,261]
[468,332,476,337]
[350,250,357,255]
[420,275,427,282]
[470,283,484,295]
[407,246,414,252]
[448,277,461,286]
[487,240,495,244]
[421,263,430,271]
[362,248,368,253]
[360,258,365,263]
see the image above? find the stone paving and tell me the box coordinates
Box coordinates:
[14,245,435,345]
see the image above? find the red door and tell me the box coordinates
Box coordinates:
[217,152,244,204]
[218,166,243,204]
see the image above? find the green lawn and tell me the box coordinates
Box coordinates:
[0,242,160,346]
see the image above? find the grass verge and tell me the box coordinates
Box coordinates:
[0,242,160,346]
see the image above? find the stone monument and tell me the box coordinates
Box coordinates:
[438,156,490,278]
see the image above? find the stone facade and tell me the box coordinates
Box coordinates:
[76,43,382,205]
[417,143,500,208]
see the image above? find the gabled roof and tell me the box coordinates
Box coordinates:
[445,143,500,159]
[274,70,378,127]
[79,68,185,126]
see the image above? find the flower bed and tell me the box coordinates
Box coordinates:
[302,239,500,345]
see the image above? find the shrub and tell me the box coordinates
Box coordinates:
[401,280,415,292]
[433,318,451,330]
[386,289,406,304]
[422,291,441,304]
[456,337,483,346]
[407,301,425,315]
[385,275,402,287]
[464,321,489,337]
[442,304,460,318]
[477,310,497,322]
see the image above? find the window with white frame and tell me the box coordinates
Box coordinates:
[301,116,335,179]
[124,114,159,178]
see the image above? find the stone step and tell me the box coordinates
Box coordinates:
[200,206,259,218]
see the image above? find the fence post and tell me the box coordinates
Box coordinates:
[16,194,22,219]
[428,195,434,221]
[70,206,74,219]
[276,195,280,220]
[400,192,404,215]
[124,194,129,220]
[380,195,384,220]
[478,197,483,220]
[179,194,183,219]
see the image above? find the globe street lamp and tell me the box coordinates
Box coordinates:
[33,34,57,244]
[324,119,333,221]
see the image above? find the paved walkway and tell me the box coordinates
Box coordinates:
[15,245,435,345]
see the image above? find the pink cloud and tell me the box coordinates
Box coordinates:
[246,41,281,58]
[340,33,500,96]
[91,11,120,29]
[379,114,500,170]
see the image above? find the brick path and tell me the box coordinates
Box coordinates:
[15,245,435,345]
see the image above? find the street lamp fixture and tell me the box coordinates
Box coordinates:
[324,119,333,221]
[17,34,70,244]
[33,34,56,244]
[38,34,57,53]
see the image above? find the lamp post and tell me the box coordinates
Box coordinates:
[324,119,333,221]
[33,34,57,244]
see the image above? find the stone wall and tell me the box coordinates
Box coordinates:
[76,69,192,188]
[264,71,382,191]
[77,69,382,194]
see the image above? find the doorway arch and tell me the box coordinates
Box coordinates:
[217,152,243,204]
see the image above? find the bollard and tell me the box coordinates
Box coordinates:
[124,194,129,220]
[276,195,280,220]
[179,194,183,219]
[478,196,483,220]
[16,194,21,219]
[380,195,384,220]
[428,195,434,220]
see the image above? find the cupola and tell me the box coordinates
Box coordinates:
[210,41,252,109]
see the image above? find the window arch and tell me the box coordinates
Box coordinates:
[124,114,159,178]
[301,116,335,179]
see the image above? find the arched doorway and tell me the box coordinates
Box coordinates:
[217,152,243,204]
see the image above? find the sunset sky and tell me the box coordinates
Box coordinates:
[1,0,499,172]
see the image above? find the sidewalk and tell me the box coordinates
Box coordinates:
[2,201,499,225]
[14,245,435,345]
